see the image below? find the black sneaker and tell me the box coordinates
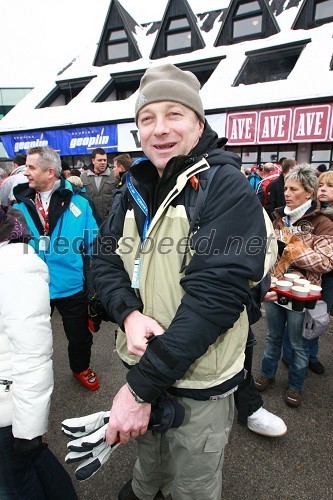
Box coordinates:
[118,480,165,500]
[118,480,139,500]
[308,361,325,374]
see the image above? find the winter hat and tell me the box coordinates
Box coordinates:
[317,163,327,173]
[0,205,31,243]
[135,64,205,124]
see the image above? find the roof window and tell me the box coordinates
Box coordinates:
[166,16,192,51]
[234,42,308,86]
[232,1,263,39]
[106,28,129,61]
[292,0,333,29]
[36,77,94,108]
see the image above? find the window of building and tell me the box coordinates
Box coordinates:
[225,144,298,167]
[177,57,224,87]
[293,0,333,29]
[275,145,298,161]
[37,78,94,108]
[0,88,32,117]
[214,0,279,46]
[105,28,129,62]
[165,16,192,52]
[311,143,333,169]
[234,42,307,86]
[93,0,142,66]
[149,0,205,59]
[315,0,333,21]
[232,1,262,39]
[94,71,144,103]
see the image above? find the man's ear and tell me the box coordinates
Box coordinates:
[48,167,56,179]
[198,119,204,138]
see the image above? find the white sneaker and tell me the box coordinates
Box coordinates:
[247,407,287,437]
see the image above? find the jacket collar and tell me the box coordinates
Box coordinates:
[10,165,26,176]
[274,199,321,222]
[14,176,71,201]
[87,167,111,177]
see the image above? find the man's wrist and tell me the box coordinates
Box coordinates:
[127,364,162,404]
[126,382,146,404]
[124,310,141,328]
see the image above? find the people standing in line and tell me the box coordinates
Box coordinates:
[255,162,280,207]
[248,165,262,192]
[307,170,333,374]
[111,153,133,213]
[0,167,8,184]
[0,153,27,205]
[255,164,333,407]
[265,159,298,220]
[316,163,328,176]
[92,63,277,500]
[112,153,133,185]
[13,146,100,391]
[61,161,72,179]
[81,147,117,224]
[0,205,77,499]
[69,168,82,178]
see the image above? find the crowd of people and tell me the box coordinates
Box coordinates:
[0,63,332,499]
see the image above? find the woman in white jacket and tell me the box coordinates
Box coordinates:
[0,205,76,499]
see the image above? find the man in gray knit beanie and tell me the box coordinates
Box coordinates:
[93,63,279,500]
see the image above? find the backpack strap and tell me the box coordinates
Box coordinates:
[186,165,220,233]
[180,165,220,273]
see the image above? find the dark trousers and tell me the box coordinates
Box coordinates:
[234,327,263,425]
[0,425,77,500]
[51,289,93,373]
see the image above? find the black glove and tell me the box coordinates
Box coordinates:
[14,436,47,457]
[88,293,109,333]
[149,393,185,434]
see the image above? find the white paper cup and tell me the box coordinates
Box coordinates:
[276,280,293,292]
[307,285,322,296]
[293,278,311,287]
[270,277,278,287]
[284,273,300,283]
[292,286,309,298]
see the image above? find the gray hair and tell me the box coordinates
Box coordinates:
[27,146,62,178]
[284,163,318,198]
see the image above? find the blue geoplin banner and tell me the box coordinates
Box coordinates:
[1,124,118,157]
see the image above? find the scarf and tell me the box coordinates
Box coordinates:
[284,199,312,226]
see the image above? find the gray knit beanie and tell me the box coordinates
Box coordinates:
[135,64,205,124]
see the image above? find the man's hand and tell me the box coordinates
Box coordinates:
[124,310,164,356]
[105,384,151,445]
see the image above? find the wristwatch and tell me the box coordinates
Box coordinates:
[127,382,146,404]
